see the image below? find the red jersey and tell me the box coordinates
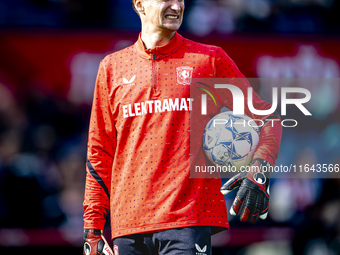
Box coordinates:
[83,32,282,239]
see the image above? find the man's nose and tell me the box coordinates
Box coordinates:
[171,0,182,12]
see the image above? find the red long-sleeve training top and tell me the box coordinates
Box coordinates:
[83,32,282,239]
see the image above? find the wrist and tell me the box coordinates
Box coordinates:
[252,158,271,167]
[84,229,103,240]
[250,159,271,178]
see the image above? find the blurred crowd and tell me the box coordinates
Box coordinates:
[0,0,339,34]
[0,83,88,231]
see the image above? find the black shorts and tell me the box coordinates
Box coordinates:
[112,226,212,255]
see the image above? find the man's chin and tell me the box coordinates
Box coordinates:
[162,24,181,32]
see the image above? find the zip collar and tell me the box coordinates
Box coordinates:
[134,32,184,60]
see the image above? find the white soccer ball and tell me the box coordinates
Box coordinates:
[203,110,260,171]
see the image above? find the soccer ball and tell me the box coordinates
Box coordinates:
[203,110,260,171]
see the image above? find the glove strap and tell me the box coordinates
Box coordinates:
[84,229,102,240]
[252,158,271,168]
[252,158,271,178]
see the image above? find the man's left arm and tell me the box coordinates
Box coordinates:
[213,47,283,223]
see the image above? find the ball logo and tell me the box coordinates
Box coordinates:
[202,111,260,171]
[253,172,266,184]
[176,66,193,85]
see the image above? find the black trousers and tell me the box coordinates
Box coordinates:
[112,226,212,255]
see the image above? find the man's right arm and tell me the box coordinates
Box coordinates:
[84,60,116,230]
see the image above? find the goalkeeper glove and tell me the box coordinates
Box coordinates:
[83,229,113,255]
[220,159,270,223]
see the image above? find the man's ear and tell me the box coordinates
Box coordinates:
[135,0,145,15]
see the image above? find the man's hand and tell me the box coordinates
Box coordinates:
[83,229,113,255]
[220,159,270,223]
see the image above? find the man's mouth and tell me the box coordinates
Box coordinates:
[165,15,179,20]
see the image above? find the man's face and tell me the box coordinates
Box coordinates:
[141,0,185,32]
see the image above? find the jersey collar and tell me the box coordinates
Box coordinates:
[134,32,184,60]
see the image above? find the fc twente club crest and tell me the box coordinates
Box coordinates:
[176,66,193,85]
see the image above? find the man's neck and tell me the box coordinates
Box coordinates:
[141,28,176,49]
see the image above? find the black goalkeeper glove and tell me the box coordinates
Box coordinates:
[83,229,113,255]
[220,159,270,223]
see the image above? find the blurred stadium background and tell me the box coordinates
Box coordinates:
[0,0,340,254]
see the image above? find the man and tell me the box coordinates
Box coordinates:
[83,0,282,254]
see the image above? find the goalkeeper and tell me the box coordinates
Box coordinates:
[83,0,282,254]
